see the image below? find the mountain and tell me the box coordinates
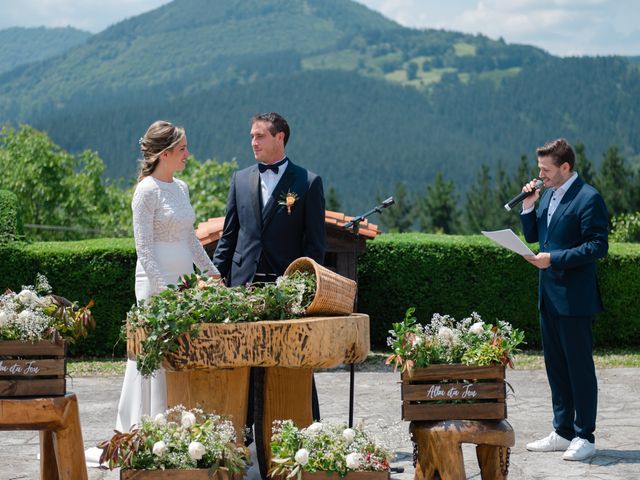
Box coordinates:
[1,0,639,214]
[0,26,90,76]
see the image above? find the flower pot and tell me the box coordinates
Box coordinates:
[120,467,242,480]
[0,337,66,397]
[401,364,506,421]
[302,472,390,480]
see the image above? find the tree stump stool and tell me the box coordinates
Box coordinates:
[410,419,514,480]
[0,393,88,480]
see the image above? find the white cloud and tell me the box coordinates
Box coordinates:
[0,0,172,32]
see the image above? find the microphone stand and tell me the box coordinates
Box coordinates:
[342,197,394,429]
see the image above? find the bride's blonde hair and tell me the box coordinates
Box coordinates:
[137,120,185,181]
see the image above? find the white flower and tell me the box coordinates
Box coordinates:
[469,322,484,335]
[181,411,196,428]
[412,335,423,347]
[437,326,455,344]
[294,448,309,465]
[17,289,39,306]
[154,413,167,426]
[346,452,363,470]
[0,311,8,327]
[18,310,33,322]
[342,428,356,444]
[152,440,167,456]
[306,422,323,434]
[188,441,206,460]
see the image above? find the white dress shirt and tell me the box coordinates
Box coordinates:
[522,172,578,226]
[259,158,288,208]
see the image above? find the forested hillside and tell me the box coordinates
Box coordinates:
[0,0,638,213]
[0,27,90,75]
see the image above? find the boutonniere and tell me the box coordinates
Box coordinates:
[278,190,298,215]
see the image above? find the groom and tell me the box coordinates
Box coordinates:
[214,112,325,285]
[213,112,325,462]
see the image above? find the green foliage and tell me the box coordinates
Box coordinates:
[0,238,137,357]
[0,26,90,75]
[610,212,640,242]
[326,186,342,212]
[0,125,130,240]
[0,189,23,241]
[378,182,414,232]
[414,172,460,234]
[595,146,637,217]
[358,233,640,350]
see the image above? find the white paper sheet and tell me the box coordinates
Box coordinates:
[481,229,535,256]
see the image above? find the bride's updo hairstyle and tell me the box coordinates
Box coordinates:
[137,120,185,181]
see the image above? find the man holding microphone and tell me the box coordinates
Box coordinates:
[519,138,608,461]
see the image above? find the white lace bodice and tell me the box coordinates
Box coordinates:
[132,176,217,293]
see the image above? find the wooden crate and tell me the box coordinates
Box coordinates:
[120,468,242,480]
[0,338,66,397]
[401,364,506,421]
[303,472,390,480]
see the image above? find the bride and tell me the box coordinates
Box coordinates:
[86,120,220,465]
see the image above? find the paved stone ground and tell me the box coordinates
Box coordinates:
[1,367,639,479]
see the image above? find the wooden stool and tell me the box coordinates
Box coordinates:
[410,419,514,480]
[0,393,88,480]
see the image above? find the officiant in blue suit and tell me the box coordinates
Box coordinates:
[213,112,325,472]
[519,138,608,462]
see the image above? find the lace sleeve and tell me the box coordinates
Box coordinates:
[180,181,219,276]
[132,183,167,293]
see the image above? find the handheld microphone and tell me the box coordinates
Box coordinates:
[504,179,544,211]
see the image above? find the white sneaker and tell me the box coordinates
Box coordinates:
[526,432,572,452]
[562,437,596,461]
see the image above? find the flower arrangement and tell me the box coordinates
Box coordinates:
[0,273,95,343]
[269,420,392,479]
[128,270,317,376]
[278,190,298,215]
[386,308,525,375]
[98,405,249,474]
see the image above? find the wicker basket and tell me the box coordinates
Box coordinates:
[284,257,356,316]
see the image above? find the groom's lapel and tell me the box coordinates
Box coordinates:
[262,163,296,230]
[248,166,262,229]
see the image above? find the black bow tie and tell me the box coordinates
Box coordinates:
[258,158,287,174]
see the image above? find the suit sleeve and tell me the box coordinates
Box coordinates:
[520,210,539,244]
[213,172,239,281]
[303,174,326,264]
[550,191,609,270]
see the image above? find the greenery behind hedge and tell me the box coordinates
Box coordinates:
[358,233,640,349]
[1,233,639,357]
[0,190,23,241]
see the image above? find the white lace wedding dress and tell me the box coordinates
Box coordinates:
[85,175,218,466]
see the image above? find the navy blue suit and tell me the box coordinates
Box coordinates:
[521,175,608,443]
[213,159,325,286]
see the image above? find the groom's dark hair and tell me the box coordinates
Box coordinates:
[251,112,290,146]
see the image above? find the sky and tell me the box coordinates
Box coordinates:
[0,0,638,57]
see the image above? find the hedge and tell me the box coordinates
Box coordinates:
[0,238,136,356]
[358,233,640,349]
[0,189,23,241]
[1,233,639,357]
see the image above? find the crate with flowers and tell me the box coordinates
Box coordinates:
[269,420,392,480]
[386,308,525,421]
[0,273,94,397]
[98,405,249,479]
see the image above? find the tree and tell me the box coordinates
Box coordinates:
[463,164,504,233]
[415,171,460,233]
[326,186,342,212]
[596,146,634,217]
[574,142,595,186]
[378,182,414,232]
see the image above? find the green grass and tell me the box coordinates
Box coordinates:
[68,348,640,377]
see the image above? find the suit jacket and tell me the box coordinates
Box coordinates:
[520,176,608,317]
[213,159,326,286]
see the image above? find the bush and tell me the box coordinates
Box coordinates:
[0,189,23,242]
[358,233,640,349]
[0,238,136,356]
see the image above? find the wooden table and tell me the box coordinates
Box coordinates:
[131,314,370,479]
[0,393,88,480]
